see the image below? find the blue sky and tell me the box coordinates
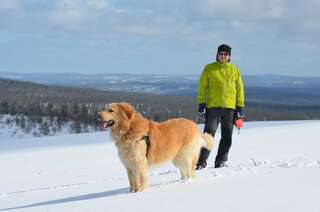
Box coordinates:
[0,0,319,76]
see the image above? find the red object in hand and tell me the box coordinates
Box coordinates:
[234,118,244,129]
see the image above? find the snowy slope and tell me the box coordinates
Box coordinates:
[0,121,320,212]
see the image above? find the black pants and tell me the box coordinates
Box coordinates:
[204,108,234,165]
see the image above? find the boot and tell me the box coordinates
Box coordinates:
[196,147,211,170]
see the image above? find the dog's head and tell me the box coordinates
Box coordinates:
[97,102,135,130]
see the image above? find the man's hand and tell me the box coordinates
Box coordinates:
[198,103,206,114]
[235,107,244,119]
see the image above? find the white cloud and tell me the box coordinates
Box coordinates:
[47,1,87,26]
[48,7,86,25]
[1,1,320,45]
[46,0,118,30]
[87,0,109,9]
[230,20,258,32]
[0,0,319,76]
[301,19,320,34]
[199,0,286,21]
[116,25,163,36]
[0,0,20,11]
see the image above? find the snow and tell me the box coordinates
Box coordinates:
[1,121,320,212]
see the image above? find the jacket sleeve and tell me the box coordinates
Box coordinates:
[235,67,245,107]
[197,68,208,104]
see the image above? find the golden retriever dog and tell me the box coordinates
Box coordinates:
[97,102,213,192]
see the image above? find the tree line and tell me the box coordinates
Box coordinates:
[1,78,320,137]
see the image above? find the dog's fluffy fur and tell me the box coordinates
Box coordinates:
[98,102,213,192]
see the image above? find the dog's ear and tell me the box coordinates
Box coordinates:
[119,103,135,120]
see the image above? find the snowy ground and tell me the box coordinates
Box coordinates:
[1,120,320,212]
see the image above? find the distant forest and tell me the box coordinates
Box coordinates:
[1,78,320,136]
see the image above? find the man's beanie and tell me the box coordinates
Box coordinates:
[217,44,232,56]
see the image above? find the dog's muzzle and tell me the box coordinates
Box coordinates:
[102,120,115,128]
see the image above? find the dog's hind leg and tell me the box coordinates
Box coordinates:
[173,155,190,179]
[173,138,201,179]
[177,156,197,179]
[190,156,198,177]
[184,158,196,179]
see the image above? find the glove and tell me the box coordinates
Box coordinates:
[235,107,244,119]
[198,103,206,114]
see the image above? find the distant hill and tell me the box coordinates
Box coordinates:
[1,72,320,106]
[0,78,195,120]
[2,72,320,90]
[1,78,320,138]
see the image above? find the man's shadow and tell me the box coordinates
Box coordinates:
[0,187,129,211]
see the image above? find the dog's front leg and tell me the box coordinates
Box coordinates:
[138,160,149,191]
[130,168,143,192]
[126,168,136,192]
[130,162,148,192]
[127,168,144,192]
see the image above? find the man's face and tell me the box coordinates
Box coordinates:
[217,51,230,63]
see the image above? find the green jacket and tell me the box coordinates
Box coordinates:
[197,61,245,109]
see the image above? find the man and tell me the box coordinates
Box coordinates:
[196,44,245,169]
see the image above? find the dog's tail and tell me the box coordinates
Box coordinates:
[201,133,214,151]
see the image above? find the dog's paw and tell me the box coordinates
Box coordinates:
[180,178,194,183]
